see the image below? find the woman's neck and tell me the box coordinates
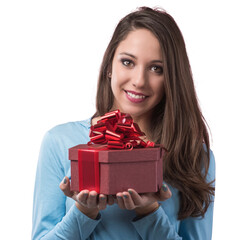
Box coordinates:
[132,116,152,141]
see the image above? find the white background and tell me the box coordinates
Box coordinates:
[0,0,239,239]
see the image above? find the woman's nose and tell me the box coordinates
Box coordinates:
[132,68,147,88]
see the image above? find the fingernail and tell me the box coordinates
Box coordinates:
[128,190,133,195]
[162,184,168,192]
[90,193,97,198]
[123,194,128,199]
[117,195,122,199]
[100,196,106,200]
[63,177,67,184]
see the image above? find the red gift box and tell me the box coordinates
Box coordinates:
[69,144,164,195]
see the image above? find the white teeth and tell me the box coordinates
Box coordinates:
[126,91,146,99]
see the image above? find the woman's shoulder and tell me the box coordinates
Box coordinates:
[48,118,91,135]
[203,144,215,168]
[202,145,215,184]
[208,149,216,183]
[42,118,92,148]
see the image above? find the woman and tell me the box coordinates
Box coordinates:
[32,7,215,239]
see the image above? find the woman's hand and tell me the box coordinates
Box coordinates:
[59,176,114,219]
[116,184,172,217]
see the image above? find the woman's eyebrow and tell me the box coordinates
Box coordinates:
[119,52,163,63]
[119,52,136,59]
[151,59,163,63]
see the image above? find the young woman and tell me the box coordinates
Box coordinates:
[32,7,215,240]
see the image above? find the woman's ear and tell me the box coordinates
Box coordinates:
[107,67,112,79]
[107,65,112,80]
[108,72,112,79]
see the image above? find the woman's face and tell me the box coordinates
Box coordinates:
[110,28,165,121]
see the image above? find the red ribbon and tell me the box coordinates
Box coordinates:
[89,109,155,149]
[78,150,100,193]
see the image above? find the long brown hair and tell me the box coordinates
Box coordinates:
[93,7,215,220]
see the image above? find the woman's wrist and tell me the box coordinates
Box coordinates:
[75,202,99,220]
[134,201,159,217]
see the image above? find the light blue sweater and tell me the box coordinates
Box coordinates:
[32,119,215,239]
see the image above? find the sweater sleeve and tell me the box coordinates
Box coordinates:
[32,131,101,240]
[132,206,182,239]
[132,150,215,240]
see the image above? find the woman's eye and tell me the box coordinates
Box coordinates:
[151,65,163,74]
[121,59,134,67]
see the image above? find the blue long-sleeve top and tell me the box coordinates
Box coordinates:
[32,119,215,240]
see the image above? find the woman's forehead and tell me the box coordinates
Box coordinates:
[115,29,162,60]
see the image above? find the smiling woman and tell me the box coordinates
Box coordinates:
[93,6,215,221]
[32,6,215,240]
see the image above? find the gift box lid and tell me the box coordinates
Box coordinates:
[69,144,163,163]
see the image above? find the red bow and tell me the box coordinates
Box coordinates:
[89,110,155,149]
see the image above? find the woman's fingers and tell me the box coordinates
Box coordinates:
[158,184,172,201]
[116,192,135,210]
[122,191,135,210]
[76,190,89,205]
[115,185,172,211]
[116,194,125,209]
[98,194,107,210]
[59,177,75,198]
[127,189,143,206]
[76,190,99,208]
[87,191,98,208]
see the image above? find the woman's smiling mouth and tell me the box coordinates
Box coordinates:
[124,90,148,103]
